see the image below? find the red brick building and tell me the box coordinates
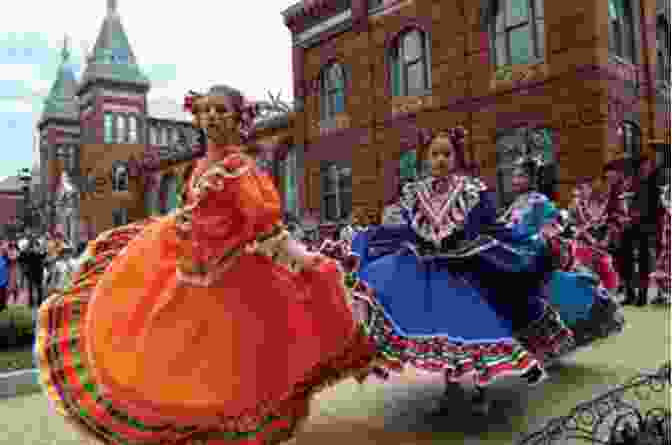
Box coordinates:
[279,0,670,226]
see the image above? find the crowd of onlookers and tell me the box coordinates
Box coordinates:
[0,156,668,315]
[0,231,86,316]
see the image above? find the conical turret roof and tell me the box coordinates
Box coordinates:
[40,36,78,124]
[79,0,149,92]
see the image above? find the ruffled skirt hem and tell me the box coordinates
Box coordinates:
[35,218,377,445]
[349,279,574,388]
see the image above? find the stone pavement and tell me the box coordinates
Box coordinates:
[1,306,669,445]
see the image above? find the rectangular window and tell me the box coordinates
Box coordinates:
[609,0,636,62]
[150,126,157,145]
[320,162,351,222]
[104,113,114,144]
[116,115,126,143]
[128,116,138,143]
[284,149,298,216]
[162,128,168,146]
[491,0,543,67]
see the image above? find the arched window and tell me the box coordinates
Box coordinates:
[128,116,138,143]
[389,29,431,96]
[104,113,114,143]
[320,62,346,120]
[609,0,636,62]
[111,162,129,192]
[116,115,126,143]
[656,15,670,84]
[490,0,544,67]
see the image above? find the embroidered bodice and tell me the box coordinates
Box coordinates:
[399,175,487,247]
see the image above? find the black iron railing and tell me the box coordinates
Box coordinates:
[518,361,670,445]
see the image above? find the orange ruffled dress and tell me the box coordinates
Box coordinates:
[35,153,375,445]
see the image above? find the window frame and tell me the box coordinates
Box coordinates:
[320,62,347,121]
[389,28,432,96]
[489,0,545,68]
[608,0,637,63]
[284,148,299,218]
[128,115,138,143]
[320,161,352,223]
[111,162,129,193]
[115,114,126,144]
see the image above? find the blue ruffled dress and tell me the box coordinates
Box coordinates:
[498,192,625,347]
[350,176,574,387]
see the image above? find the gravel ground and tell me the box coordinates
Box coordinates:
[0,305,668,445]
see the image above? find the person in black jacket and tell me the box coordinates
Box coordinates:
[18,239,47,308]
[618,157,660,306]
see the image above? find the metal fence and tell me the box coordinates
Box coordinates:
[518,361,670,445]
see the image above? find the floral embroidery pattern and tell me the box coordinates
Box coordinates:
[400,176,487,246]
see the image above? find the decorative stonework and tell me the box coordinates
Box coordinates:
[102,102,141,114]
[390,95,436,118]
[490,62,550,90]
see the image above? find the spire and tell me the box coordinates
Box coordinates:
[39,36,78,126]
[78,0,149,93]
[61,35,70,63]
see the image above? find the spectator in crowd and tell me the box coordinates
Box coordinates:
[5,241,19,304]
[0,240,8,312]
[19,237,47,309]
[618,157,660,306]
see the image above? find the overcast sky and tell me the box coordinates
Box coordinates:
[0,0,297,182]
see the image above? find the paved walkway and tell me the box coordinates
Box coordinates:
[1,306,669,445]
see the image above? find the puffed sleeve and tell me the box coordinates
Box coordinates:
[176,154,283,284]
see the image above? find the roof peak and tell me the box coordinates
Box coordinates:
[107,0,117,15]
[61,35,70,63]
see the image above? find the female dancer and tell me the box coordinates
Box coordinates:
[34,84,376,445]
[497,153,624,350]
[349,127,575,414]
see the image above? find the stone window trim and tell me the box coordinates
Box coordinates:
[319,60,348,122]
[487,0,545,69]
[608,0,640,65]
[384,21,433,98]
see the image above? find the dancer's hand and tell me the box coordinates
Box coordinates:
[303,252,328,270]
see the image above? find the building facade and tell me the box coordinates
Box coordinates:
[280,0,671,225]
[37,0,209,244]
